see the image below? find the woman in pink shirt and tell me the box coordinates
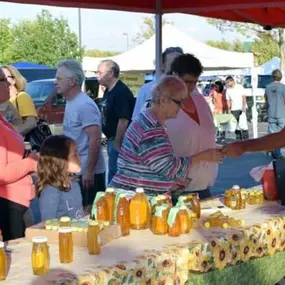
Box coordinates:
[0,67,37,241]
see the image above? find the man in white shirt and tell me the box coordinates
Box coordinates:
[132,47,184,120]
[56,59,105,206]
[225,76,248,140]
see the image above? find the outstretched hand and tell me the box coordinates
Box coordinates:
[222,142,245,158]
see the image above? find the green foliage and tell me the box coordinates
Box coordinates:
[85,49,120,57]
[207,18,284,67]
[0,10,84,67]
[206,39,244,52]
[133,16,173,45]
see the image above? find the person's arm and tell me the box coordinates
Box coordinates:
[0,131,37,185]
[226,91,231,111]
[80,102,102,190]
[15,116,37,135]
[223,128,285,157]
[114,89,134,150]
[39,186,60,221]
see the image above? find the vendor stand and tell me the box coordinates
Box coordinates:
[3,188,285,285]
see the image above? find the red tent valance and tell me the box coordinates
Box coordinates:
[3,0,285,27]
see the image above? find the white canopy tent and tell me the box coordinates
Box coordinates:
[83,25,254,73]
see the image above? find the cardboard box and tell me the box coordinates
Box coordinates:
[25,222,122,247]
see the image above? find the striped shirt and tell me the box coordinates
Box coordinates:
[110,110,191,194]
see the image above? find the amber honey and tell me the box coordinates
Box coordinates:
[59,216,71,227]
[0,242,7,280]
[87,221,101,255]
[167,207,181,237]
[151,205,168,235]
[116,194,130,236]
[58,227,73,263]
[31,236,50,276]
[105,188,116,222]
[178,206,191,234]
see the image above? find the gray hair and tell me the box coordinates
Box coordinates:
[57,59,85,87]
[151,75,187,103]
[100,60,120,78]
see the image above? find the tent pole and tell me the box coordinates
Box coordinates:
[251,67,258,138]
[155,0,162,80]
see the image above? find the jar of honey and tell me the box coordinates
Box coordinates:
[0,242,6,281]
[150,197,160,216]
[59,216,71,227]
[130,188,150,230]
[87,221,101,255]
[191,213,198,228]
[105,188,116,222]
[189,194,201,218]
[230,190,240,210]
[224,190,231,207]
[178,205,192,234]
[31,236,50,276]
[239,190,247,209]
[58,227,73,263]
[91,192,109,222]
[167,207,181,237]
[151,205,169,235]
[115,193,130,236]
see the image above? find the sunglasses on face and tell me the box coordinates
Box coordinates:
[0,78,8,84]
[171,98,184,107]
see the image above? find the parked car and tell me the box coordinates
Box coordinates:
[25,77,100,125]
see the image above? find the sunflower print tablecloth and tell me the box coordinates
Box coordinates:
[5,198,285,285]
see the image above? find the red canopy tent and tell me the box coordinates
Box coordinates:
[3,0,285,27]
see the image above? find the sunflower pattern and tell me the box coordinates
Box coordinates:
[42,206,285,284]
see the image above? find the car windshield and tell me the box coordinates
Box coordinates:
[242,75,272,89]
[26,81,55,103]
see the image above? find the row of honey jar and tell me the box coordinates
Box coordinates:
[91,187,201,235]
[91,188,202,237]
[224,185,264,210]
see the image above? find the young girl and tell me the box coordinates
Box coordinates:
[37,135,84,221]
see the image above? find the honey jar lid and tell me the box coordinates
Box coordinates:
[106,187,115,193]
[58,227,72,233]
[89,220,99,226]
[32,236,48,243]
[136,187,144,193]
[232,185,240,190]
[60,216,71,222]
[0,242,4,248]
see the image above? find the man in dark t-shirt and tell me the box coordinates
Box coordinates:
[98,60,135,183]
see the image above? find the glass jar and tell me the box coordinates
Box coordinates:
[0,242,7,280]
[31,236,50,276]
[230,190,240,210]
[151,205,168,235]
[167,207,181,237]
[239,190,247,209]
[116,194,130,236]
[58,227,73,263]
[224,190,231,208]
[248,192,255,205]
[87,221,101,255]
[91,192,109,222]
[105,188,116,222]
[59,216,71,227]
[178,205,191,234]
[189,194,201,218]
[130,188,150,230]
[191,213,198,228]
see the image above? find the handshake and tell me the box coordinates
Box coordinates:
[193,142,245,164]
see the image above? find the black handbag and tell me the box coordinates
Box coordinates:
[273,159,285,205]
[15,96,52,151]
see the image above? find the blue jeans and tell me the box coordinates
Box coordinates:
[268,118,285,159]
[107,140,119,184]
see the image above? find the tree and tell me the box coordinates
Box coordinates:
[133,16,173,45]
[206,39,244,52]
[85,49,120,57]
[0,19,14,64]
[207,19,284,69]
[0,10,84,67]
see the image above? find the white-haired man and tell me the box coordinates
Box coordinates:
[56,59,105,206]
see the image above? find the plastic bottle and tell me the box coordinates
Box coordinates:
[87,221,101,255]
[178,205,192,234]
[58,227,73,263]
[105,188,116,222]
[91,192,109,222]
[189,194,201,218]
[115,193,130,236]
[129,188,150,230]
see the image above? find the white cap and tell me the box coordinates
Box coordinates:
[136,187,144,193]
[232,185,240,190]
[0,242,4,248]
[106,188,115,193]
[58,227,72,233]
[32,236,48,243]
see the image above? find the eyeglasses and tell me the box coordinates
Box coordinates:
[171,98,184,107]
[0,78,8,84]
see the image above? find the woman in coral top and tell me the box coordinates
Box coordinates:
[0,67,37,241]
